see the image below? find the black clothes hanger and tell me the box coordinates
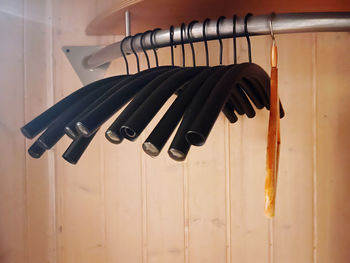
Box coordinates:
[23,33,139,158]
[187,63,272,146]
[167,18,232,160]
[120,22,209,141]
[75,66,172,137]
[22,16,285,164]
[180,23,186,66]
[185,14,284,147]
[66,28,182,160]
[232,14,238,64]
[36,80,125,149]
[168,67,225,160]
[143,17,240,158]
[245,13,253,63]
[141,20,216,158]
[215,15,240,123]
[120,68,205,141]
[62,129,98,164]
[217,16,225,65]
[106,26,181,144]
[25,30,171,160]
[63,65,165,140]
[26,75,131,158]
[107,67,183,142]
[203,18,210,66]
[187,20,198,67]
[130,33,142,73]
[151,28,161,67]
[64,30,174,162]
[141,30,152,69]
[223,14,277,120]
[69,31,169,141]
[75,29,179,137]
[183,15,260,146]
[170,25,175,66]
[120,35,132,75]
[21,75,126,140]
[142,20,205,157]
[28,140,46,159]
[143,69,214,157]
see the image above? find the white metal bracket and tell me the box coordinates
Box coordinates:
[62,11,130,85]
[62,46,110,85]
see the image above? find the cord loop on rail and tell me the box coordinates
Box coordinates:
[120,35,132,75]
[244,13,253,63]
[130,33,142,72]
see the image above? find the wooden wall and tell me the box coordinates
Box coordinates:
[0,0,350,262]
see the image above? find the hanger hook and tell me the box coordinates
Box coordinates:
[141,30,151,69]
[216,16,226,65]
[187,20,198,67]
[150,28,161,67]
[120,35,132,75]
[244,13,253,63]
[203,18,210,66]
[270,13,276,45]
[232,14,237,64]
[180,23,186,67]
[169,25,175,66]
[131,33,141,72]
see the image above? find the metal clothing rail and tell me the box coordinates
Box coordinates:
[84,12,350,70]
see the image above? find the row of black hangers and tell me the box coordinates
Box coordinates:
[21,13,284,164]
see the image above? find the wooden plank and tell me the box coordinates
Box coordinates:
[315,32,350,263]
[228,34,315,263]
[51,0,107,262]
[143,47,186,263]
[101,50,143,263]
[23,0,54,262]
[272,34,314,263]
[86,0,350,35]
[185,41,227,263]
[229,36,270,263]
[0,1,26,263]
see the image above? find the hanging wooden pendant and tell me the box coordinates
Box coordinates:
[265,41,281,218]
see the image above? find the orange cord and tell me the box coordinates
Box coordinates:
[265,43,281,218]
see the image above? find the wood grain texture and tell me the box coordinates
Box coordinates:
[183,41,227,263]
[228,36,270,263]
[273,34,314,263]
[316,32,350,263]
[24,0,54,262]
[86,0,350,35]
[101,55,144,263]
[0,1,26,262]
[142,48,186,263]
[51,0,107,262]
[2,0,350,260]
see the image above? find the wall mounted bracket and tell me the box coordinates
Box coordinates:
[62,45,110,85]
[63,11,131,85]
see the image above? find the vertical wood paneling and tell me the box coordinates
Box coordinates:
[143,47,186,263]
[0,1,26,262]
[187,116,227,263]
[51,0,106,262]
[273,34,315,263]
[102,55,143,263]
[316,32,350,263]
[223,39,232,263]
[24,0,54,262]
[2,2,350,260]
[186,41,227,263]
[229,36,270,263]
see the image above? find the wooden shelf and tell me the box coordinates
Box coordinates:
[86,0,350,35]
